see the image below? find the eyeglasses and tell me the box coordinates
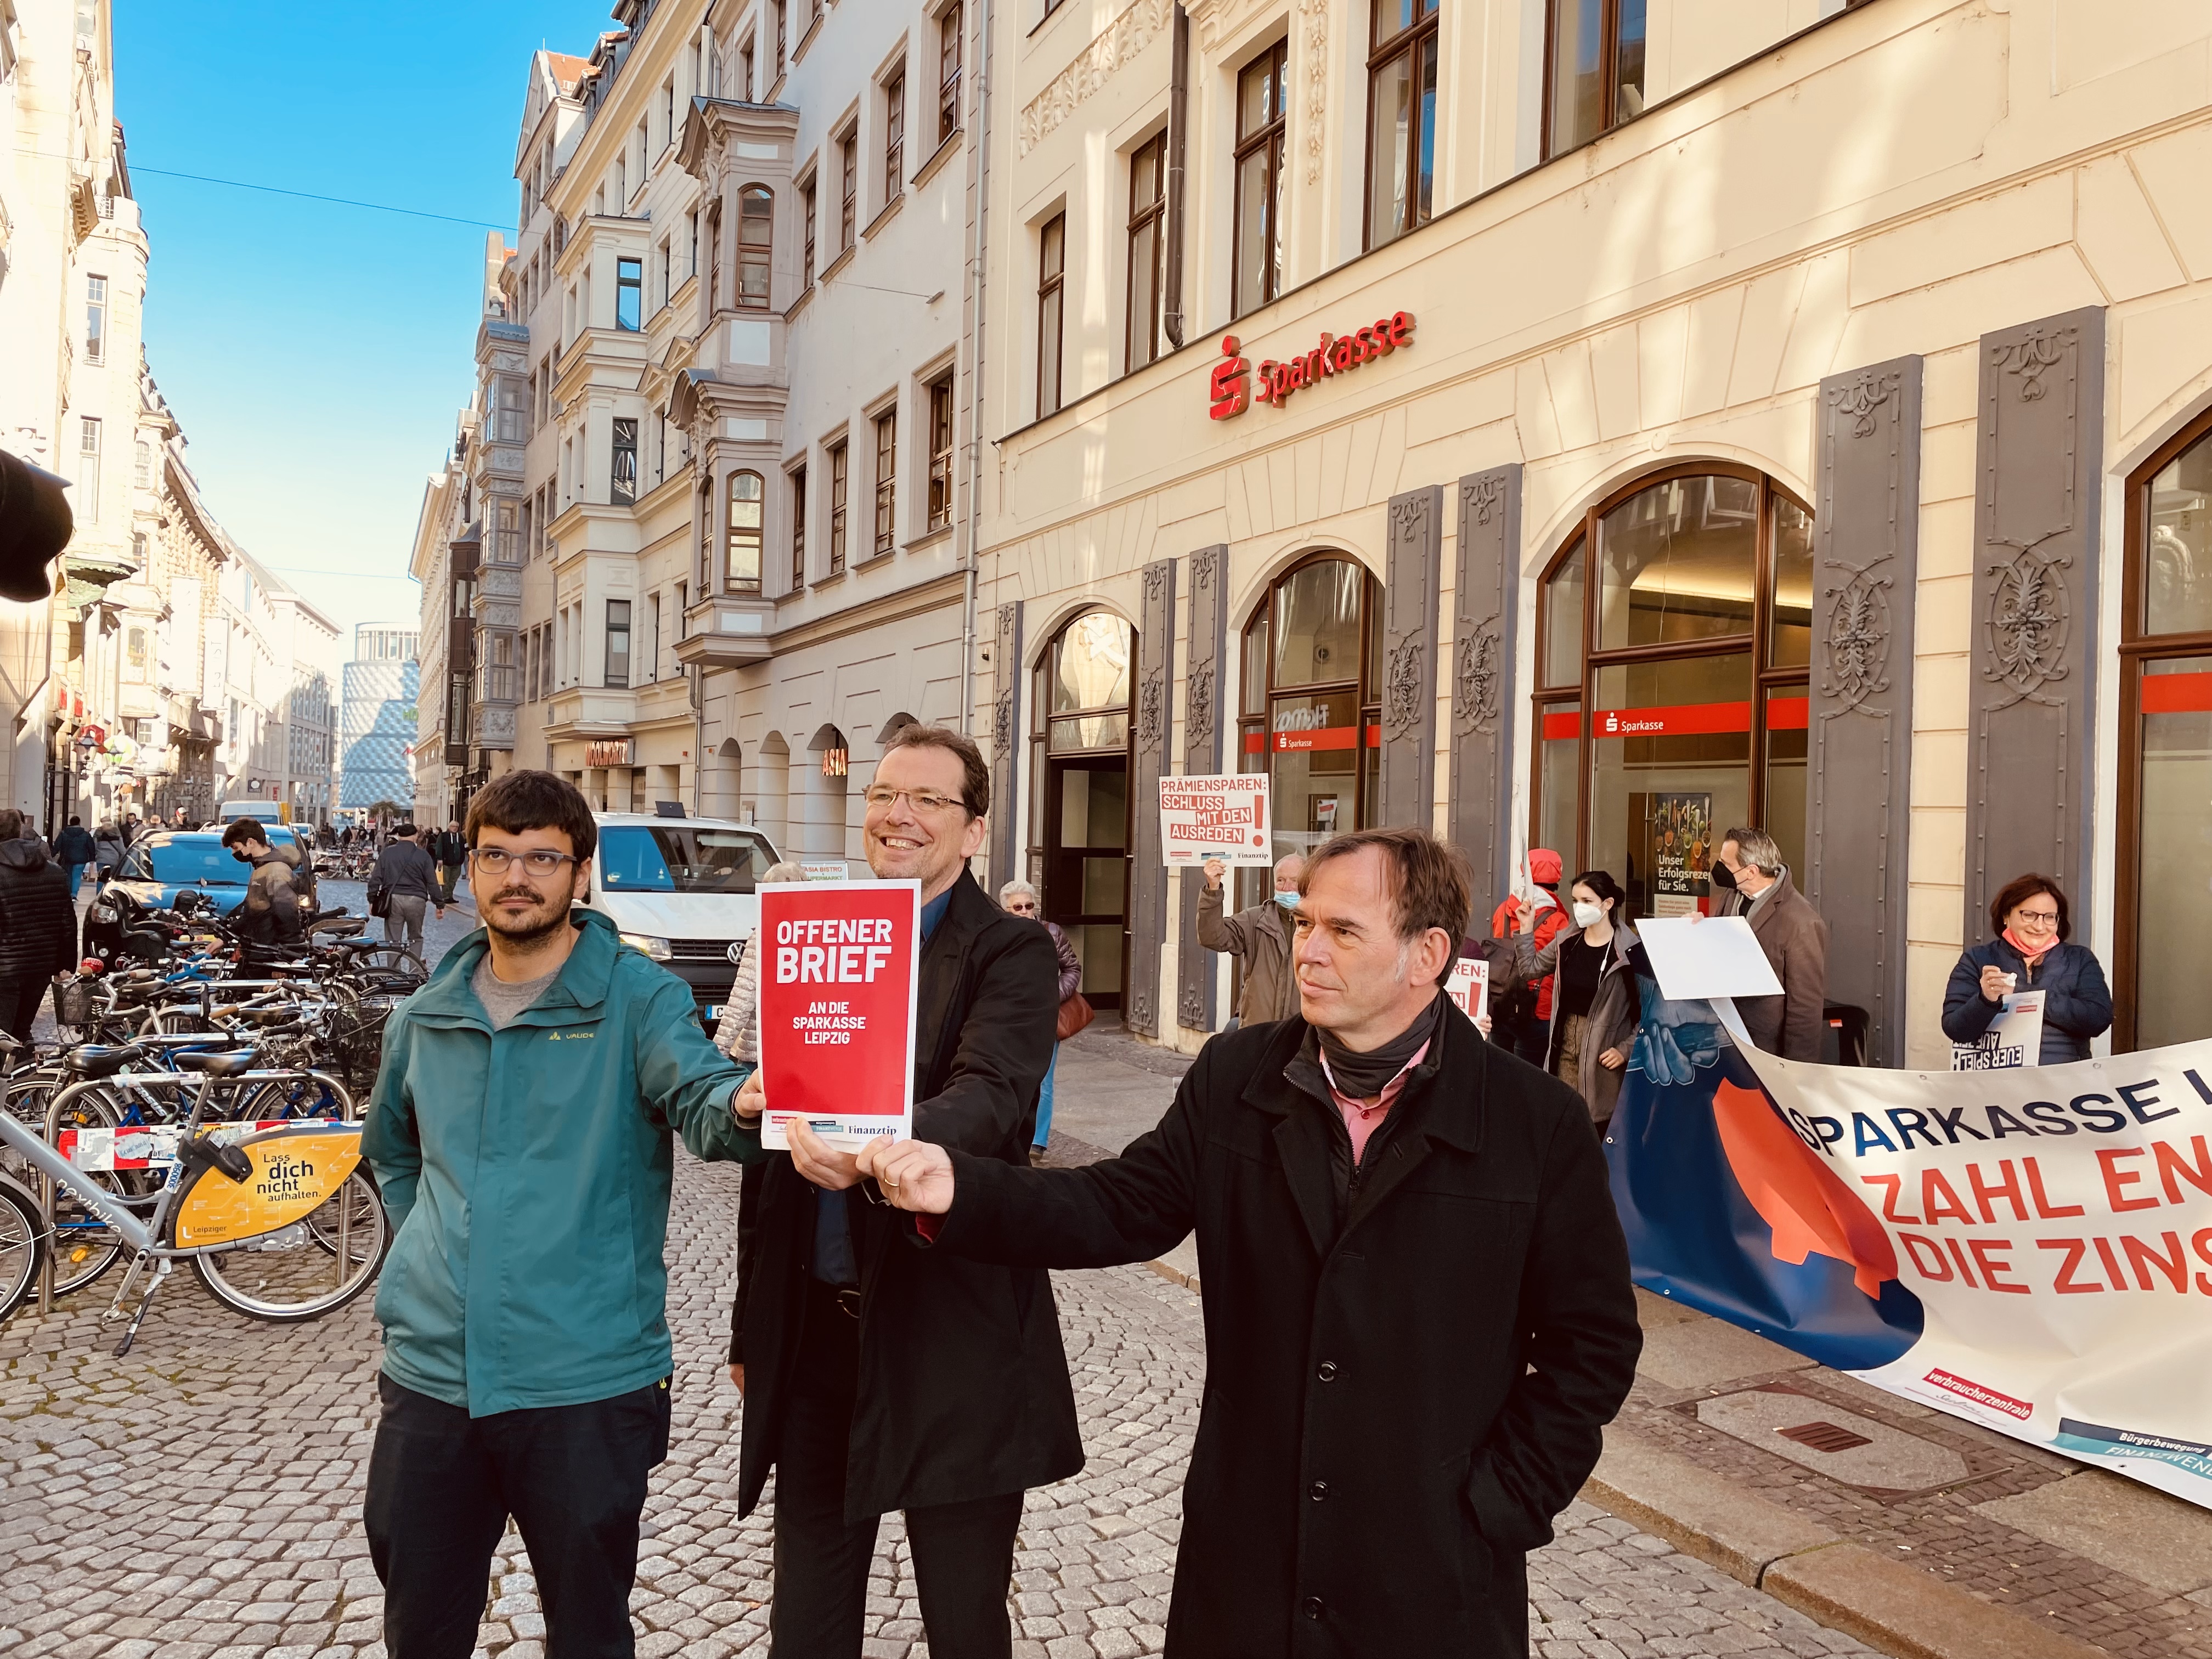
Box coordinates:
[864,785,968,817]
[470,847,578,876]
[2013,909,2060,926]
[1005,901,1038,915]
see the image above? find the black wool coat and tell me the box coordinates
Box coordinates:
[0,838,78,980]
[927,1002,1643,1658]
[729,867,1080,1522]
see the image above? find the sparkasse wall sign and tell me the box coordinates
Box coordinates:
[1207,312,1417,420]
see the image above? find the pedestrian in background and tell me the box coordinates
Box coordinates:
[1941,874,2111,1064]
[1492,848,1570,1066]
[1000,878,1084,1165]
[712,861,810,1064]
[860,827,1641,1656]
[1514,869,1639,1132]
[0,808,78,1042]
[52,814,95,899]
[92,820,123,884]
[1197,851,1304,1028]
[370,825,438,959]
[222,818,305,947]
[429,821,467,907]
[1708,827,1829,1060]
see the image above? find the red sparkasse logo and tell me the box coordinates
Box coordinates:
[1207,312,1415,421]
[1923,1368,2033,1420]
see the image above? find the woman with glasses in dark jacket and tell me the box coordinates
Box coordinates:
[1942,873,2112,1065]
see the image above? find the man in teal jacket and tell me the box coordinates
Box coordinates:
[360,770,758,1659]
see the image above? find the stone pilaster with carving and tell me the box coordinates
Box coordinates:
[1965,308,2104,945]
[1379,486,1442,834]
[1448,466,1519,910]
[1127,558,1177,1038]
[1810,357,1921,1066]
[989,600,1024,890]
[1178,546,1228,1032]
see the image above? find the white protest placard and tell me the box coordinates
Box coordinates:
[1951,990,2045,1071]
[1159,773,1272,867]
[756,879,921,1150]
[1635,914,1784,1003]
[1446,956,1489,1024]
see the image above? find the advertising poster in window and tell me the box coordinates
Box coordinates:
[1646,791,1712,918]
[756,879,920,1150]
[1158,774,1273,867]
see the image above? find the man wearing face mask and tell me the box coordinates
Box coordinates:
[1199,852,1305,1028]
[1707,826,1829,1061]
[221,819,305,947]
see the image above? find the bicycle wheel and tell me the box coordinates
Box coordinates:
[0,1080,136,1297]
[351,943,428,978]
[232,1072,357,1125]
[0,1180,46,1323]
[191,1166,388,1322]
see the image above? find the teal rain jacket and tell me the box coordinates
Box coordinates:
[362,907,759,1415]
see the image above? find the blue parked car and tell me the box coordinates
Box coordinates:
[99,827,312,918]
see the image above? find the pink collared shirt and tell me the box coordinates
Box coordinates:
[1317,1040,1432,1164]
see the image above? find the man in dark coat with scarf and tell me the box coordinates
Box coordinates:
[859,826,1641,1658]
[726,723,1075,1658]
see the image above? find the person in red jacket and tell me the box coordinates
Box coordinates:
[1493,848,1570,1066]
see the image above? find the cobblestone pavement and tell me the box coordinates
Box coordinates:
[1,1153,1881,1659]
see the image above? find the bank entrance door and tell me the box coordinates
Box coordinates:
[1532,469,1813,911]
[1032,611,1136,1012]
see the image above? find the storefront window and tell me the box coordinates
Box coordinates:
[1240,556,1383,887]
[2119,416,2212,1050]
[1534,467,1810,914]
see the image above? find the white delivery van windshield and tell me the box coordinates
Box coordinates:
[598,823,773,893]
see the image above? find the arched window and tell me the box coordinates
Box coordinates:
[2118,412,2212,1050]
[1532,466,1811,918]
[737,187,772,311]
[1236,555,1384,904]
[725,470,764,594]
[1029,608,1137,1008]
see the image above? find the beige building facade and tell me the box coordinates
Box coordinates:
[972,0,2212,1063]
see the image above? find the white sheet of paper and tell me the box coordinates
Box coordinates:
[1636,915,1784,1001]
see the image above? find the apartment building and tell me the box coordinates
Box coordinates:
[972,0,2212,1060]
[435,0,985,856]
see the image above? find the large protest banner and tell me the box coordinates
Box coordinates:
[1159,773,1272,866]
[755,878,921,1150]
[1607,1017,2212,1509]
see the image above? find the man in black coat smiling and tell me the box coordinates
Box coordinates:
[861,826,1642,1658]
[727,724,1075,1658]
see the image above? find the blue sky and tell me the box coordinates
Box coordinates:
[115,1,616,652]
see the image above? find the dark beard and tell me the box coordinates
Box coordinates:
[484,895,570,947]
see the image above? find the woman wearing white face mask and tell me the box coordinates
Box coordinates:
[1513,870,1640,1131]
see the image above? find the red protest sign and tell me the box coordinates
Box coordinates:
[757,878,921,1149]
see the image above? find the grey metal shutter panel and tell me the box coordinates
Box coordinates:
[1379,486,1444,833]
[1448,466,1521,920]
[1178,545,1228,1032]
[1808,356,1922,1068]
[988,600,1023,889]
[1127,558,1177,1037]
[1965,306,2104,945]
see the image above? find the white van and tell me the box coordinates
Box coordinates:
[217,799,287,826]
[582,812,785,1021]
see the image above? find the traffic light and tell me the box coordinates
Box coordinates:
[0,449,75,603]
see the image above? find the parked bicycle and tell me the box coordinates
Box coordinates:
[0,1043,389,1353]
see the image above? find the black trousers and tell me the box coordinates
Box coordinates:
[0,977,53,1044]
[771,1279,1024,1657]
[364,1372,671,1659]
[1515,1016,1551,1069]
